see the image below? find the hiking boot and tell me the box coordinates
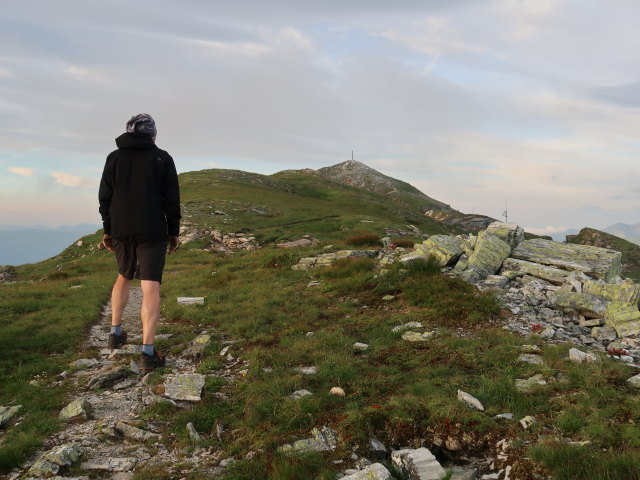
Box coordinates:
[108,330,128,350]
[140,350,166,372]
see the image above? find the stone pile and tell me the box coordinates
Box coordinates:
[179,227,260,253]
[0,266,17,283]
[396,221,640,362]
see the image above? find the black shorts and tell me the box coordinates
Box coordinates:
[113,239,167,283]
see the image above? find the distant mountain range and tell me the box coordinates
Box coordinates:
[0,224,100,266]
[603,222,640,245]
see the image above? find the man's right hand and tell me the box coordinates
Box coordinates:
[168,236,180,254]
[102,234,114,251]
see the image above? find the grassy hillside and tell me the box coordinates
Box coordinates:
[2,171,640,479]
[178,168,462,243]
[566,227,640,281]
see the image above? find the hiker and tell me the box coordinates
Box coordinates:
[98,113,181,371]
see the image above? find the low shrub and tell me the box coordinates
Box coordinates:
[345,234,381,247]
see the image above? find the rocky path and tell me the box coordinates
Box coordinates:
[13,287,246,480]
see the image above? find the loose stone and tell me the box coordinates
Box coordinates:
[457,390,484,411]
[164,374,206,401]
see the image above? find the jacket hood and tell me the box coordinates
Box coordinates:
[115,132,156,149]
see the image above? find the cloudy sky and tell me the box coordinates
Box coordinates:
[2,0,640,236]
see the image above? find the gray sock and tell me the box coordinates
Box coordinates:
[143,344,154,356]
[111,325,122,336]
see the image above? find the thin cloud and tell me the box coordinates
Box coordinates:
[8,166,35,176]
[50,171,95,188]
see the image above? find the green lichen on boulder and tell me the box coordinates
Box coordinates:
[500,258,570,285]
[604,302,640,337]
[464,232,511,279]
[511,239,622,282]
[485,221,524,249]
[400,235,463,267]
[583,279,640,304]
[548,290,609,318]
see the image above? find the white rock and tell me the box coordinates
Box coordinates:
[341,463,393,480]
[568,348,599,364]
[457,390,484,411]
[392,322,423,333]
[330,387,346,396]
[353,342,370,351]
[290,389,313,399]
[391,447,445,480]
[177,297,205,305]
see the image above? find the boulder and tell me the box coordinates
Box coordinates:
[464,232,512,279]
[400,235,463,266]
[500,258,570,285]
[391,447,445,480]
[548,291,609,318]
[163,374,206,401]
[583,279,640,304]
[569,348,600,363]
[60,398,92,421]
[604,302,640,337]
[28,444,83,477]
[485,221,524,249]
[341,463,392,480]
[510,239,622,282]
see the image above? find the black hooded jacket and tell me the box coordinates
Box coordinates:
[99,132,181,242]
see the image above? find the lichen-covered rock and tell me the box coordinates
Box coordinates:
[59,398,92,421]
[391,447,445,480]
[501,258,570,285]
[399,235,463,266]
[0,405,22,427]
[341,463,393,480]
[515,374,547,393]
[548,291,609,318]
[292,250,379,270]
[163,374,206,401]
[464,232,512,280]
[510,239,622,281]
[485,221,524,249]
[584,279,640,304]
[401,331,434,342]
[28,444,83,477]
[181,334,211,358]
[278,426,338,454]
[604,302,640,337]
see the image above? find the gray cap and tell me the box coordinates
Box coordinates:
[126,113,157,137]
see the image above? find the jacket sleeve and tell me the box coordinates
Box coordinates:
[162,154,181,237]
[98,155,115,235]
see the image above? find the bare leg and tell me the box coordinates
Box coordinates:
[111,274,130,327]
[140,280,161,346]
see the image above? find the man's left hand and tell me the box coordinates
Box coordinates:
[102,234,114,251]
[168,236,180,254]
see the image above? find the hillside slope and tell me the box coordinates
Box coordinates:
[178,165,464,243]
[566,227,640,280]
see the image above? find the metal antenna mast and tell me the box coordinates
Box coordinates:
[502,199,508,223]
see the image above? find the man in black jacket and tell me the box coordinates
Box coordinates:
[99,113,180,371]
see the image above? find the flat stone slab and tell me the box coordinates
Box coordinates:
[584,279,640,304]
[511,238,622,282]
[177,297,205,305]
[501,258,570,285]
[400,235,463,267]
[115,422,161,441]
[164,374,206,401]
[402,331,434,342]
[548,290,609,318]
